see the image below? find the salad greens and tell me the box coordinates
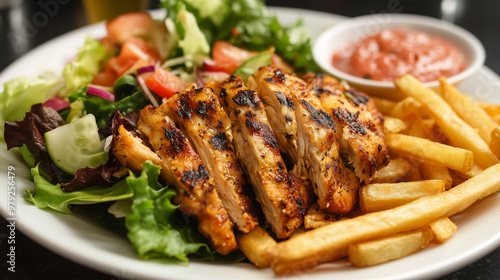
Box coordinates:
[66,84,149,127]
[62,37,107,96]
[26,164,133,214]
[1,0,321,264]
[160,0,319,73]
[125,161,213,262]
[0,77,58,140]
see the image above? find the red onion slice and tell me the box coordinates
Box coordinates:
[137,76,159,107]
[196,67,205,86]
[137,65,155,75]
[87,86,115,101]
[43,97,70,111]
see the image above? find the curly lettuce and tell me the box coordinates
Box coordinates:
[0,77,58,140]
[62,37,107,96]
[25,164,133,214]
[125,161,213,262]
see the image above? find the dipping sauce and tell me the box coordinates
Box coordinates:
[332,28,466,82]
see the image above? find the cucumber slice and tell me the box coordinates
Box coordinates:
[233,52,272,82]
[44,114,108,175]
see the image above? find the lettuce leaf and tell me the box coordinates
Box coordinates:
[62,37,107,96]
[160,0,318,73]
[25,164,133,214]
[125,161,213,262]
[0,77,58,140]
[66,86,149,128]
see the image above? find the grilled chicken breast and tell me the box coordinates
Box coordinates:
[248,66,299,164]
[137,105,237,254]
[209,76,304,238]
[302,73,390,183]
[249,67,359,214]
[112,125,175,183]
[162,85,258,233]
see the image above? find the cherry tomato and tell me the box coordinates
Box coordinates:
[106,12,157,45]
[145,67,189,99]
[91,70,118,87]
[209,41,293,74]
[210,41,258,74]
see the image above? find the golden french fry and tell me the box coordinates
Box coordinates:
[270,163,500,275]
[490,126,500,159]
[237,226,277,268]
[420,163,453,190]
[348,228,433,267]
[449,170,467,187]
[386,133,474,174]
[372,97,397,115]
[371,158,411,184]
[455,163,483,179]
[440,77,497,144]
[304,203,337,229]
[390,97,422,120]
[359,180,445,213]
[479,102,500,124]
[384,116,408,134]
[395,74,499,169]
[429,217,457,243]
[404,163,422,181]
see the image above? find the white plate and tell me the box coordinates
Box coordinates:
[1,7,500,280]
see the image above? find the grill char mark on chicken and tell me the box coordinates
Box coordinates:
[249,66,360,214]
[209,75,304,238]
[163,85,258,233]
[302,73,390,183]
[136,105,237,254]
[247,66,299,164]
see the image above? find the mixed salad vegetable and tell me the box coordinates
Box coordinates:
[1,0,319,263]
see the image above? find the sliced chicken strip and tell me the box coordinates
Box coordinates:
[302,73,390,183]
[137,105,237,255]
[112,125,174,183]
[162,85,258,233]
[209,76,303,238]
[248,66,299,163]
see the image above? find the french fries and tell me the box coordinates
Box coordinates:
[348,228,433,267]
[389,97,422,121]
[270,163,500,275]
[394,74,499,169]
[372,97,397,115]
[385,133,474,174]
[237,226,277,268]
[491,126,500,159]
[420,163,453,190]
[479,102,500,124]
[370,158,411,183]
[304,203,337,229]
[429,217,457,243]
[440,77,498,144]
[232,73,500,275]
[384,116,408,134]
[359,180,445,212]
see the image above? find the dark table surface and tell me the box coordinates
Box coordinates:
[1,0,499,279]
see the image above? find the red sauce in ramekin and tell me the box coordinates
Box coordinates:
[332,28,466,82]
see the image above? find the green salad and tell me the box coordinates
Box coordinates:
[1,0,318,263]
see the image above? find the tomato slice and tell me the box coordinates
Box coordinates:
[145,67,189,99]
[91,70,118,87]
[105,56,137,77]
[120,37,161,62]
[210,41,294,74]
[106,12,157,45]
[211,41,258,74]
[97,36,162,85]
